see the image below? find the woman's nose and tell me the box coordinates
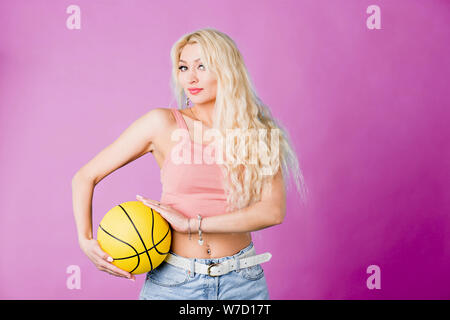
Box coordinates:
[186,70,198,82]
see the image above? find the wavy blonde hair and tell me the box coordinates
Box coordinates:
[169,28,309,212]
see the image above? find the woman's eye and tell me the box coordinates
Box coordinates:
[178,64,205,71]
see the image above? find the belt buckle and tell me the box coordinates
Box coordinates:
[207,263,220,277]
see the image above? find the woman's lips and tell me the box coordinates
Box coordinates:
[188,88,203,95]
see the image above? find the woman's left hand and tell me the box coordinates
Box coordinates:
[136,195,189,233]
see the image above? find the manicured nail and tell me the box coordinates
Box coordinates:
[136,195,142,199]
[107,256,113,262]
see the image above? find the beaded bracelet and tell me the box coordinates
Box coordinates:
[197,214,203,246]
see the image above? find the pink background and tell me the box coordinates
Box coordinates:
[0,0,449,299]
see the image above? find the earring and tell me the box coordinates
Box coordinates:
[186,97,190,107]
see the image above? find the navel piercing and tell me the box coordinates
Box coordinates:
[197,214,203,246]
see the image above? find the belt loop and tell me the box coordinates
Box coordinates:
[234,256,240,272]
[189,258,195,278]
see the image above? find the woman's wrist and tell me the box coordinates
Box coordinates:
[78,235,93,246]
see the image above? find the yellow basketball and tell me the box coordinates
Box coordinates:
[97,201,171,274]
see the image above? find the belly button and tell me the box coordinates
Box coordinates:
[207,248,211,255]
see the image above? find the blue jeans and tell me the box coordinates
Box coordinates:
[139,242,270,300]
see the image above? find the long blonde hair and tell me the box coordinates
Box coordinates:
[169,28,309,212]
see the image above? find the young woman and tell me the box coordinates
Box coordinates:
[72,28,308,300]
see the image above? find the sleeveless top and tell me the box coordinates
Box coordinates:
[159,108,229,218]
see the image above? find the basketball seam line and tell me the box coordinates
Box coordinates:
[119,204,154,271]
[98,224,141,273]
[150,208,170,255]
[112,227,170,260]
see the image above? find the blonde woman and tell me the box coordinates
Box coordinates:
[72,28,308,300]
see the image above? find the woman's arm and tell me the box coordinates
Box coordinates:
[72,108,168,279]
[72,108,166,240]
[190,168,286,233]
[72,174,95,244]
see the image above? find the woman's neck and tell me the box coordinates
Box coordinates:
[191,102,214,127]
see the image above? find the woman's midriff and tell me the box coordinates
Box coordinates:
[170,230,252,259]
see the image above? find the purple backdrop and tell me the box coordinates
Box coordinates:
[0,0,448,300]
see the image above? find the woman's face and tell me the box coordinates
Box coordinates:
[178,43,217,106]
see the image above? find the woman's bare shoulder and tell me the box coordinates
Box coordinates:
[146,107,174,122]
[144,107,177,132]
[144,107,178,150]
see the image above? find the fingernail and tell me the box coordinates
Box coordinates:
[136,195,142,199]
[129,277,135,282]
[107,257,113,262]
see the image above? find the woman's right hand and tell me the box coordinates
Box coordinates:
[79,238,136,281]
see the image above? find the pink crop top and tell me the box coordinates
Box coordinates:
[159,108,229,218]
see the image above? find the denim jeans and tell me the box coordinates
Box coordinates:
[138,242,270,300]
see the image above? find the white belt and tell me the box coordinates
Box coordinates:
[164,247,272,277]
